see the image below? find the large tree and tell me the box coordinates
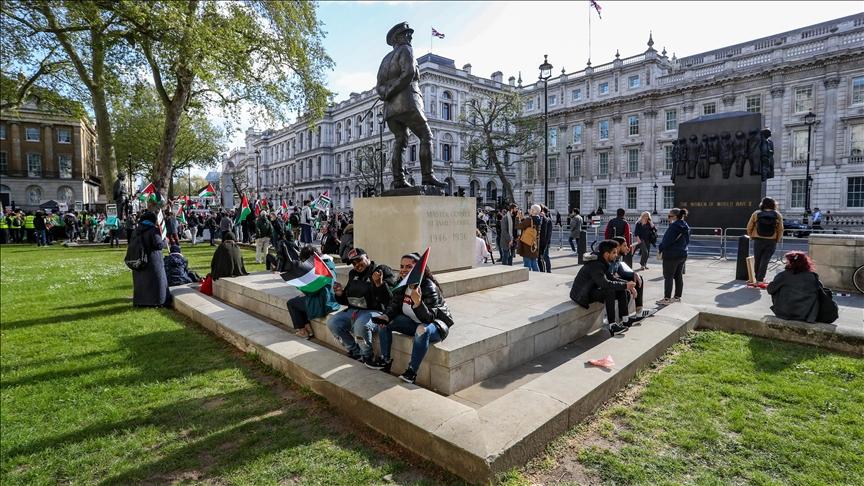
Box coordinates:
[1,0,131,198]
[116,0,332,202]
[460,91,540,204]
[355,144,388,195]
[112,83,224,198]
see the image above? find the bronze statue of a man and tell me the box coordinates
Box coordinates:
[113,171,129,217]
[376,22,447,188]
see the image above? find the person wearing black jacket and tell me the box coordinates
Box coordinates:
[366,253,455,384]
[131,211,171,307]
[327,248,396,363]
[538,206,554,273]
[569,239,637,336]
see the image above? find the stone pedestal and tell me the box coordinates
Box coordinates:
[354,196,475,272]
[808,234,864,292]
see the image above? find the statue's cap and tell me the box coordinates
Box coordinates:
[386,22,413,46]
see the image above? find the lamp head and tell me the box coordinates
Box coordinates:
[539,54,553,80]
[803,111,817,125]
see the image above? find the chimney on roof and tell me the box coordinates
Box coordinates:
[508,76,516,86]
[462,63,472,74]
[491,71,503,84]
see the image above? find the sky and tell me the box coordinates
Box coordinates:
[222,0,863,149]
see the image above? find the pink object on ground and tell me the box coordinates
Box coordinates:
[588,355,615,368]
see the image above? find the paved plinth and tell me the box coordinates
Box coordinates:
[172,284,701,483]
[212,267,603,394]
[808,234,864,292]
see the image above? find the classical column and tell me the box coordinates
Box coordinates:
[9,122,23,177]
[822,78,840,166]
[643,109,658,175]
[584,119,594,178]
[769,86,785,158]
[42,124,55,178]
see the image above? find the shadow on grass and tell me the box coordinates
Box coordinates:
[746,334,825,373]
[1,305,131,330]
[53,297,131,310]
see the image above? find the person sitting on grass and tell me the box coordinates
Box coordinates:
[210,231,248,280]
[164,244,202,286]
[284,245,340,339]
[569,239,637,336]
[367,252,454,384]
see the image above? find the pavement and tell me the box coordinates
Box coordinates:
[485,249,863,339]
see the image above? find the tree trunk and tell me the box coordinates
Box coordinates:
[91,89,117,200]
[154,74,192,204]
[485,137,514,203]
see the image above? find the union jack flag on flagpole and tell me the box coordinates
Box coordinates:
[431,27,445,39]
[589,0,602,19]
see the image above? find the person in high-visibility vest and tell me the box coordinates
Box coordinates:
[23,212,35,244]
[10,212,22,243]
[0,211,9,244]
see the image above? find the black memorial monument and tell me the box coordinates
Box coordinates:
[673,112,774,230]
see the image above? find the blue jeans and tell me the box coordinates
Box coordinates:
[379,314,441,371]
[501,245,513,266]
[540,247,551,273]
[35,229,47,246]
[301,224,312,243]
[523,257,540,271]
[326,309,379,357]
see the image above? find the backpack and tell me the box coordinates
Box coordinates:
[755,211,777,238]
[124,229,149,271]
[816,276,839,324]
[648,224,658,245]
[519,220,538,251]
[607,218,627,238]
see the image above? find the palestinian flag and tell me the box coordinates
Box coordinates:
[280,200,288,213]
[156,209,167,241]
[176,204,187,225]
[235,195,251,224]
[398,247,430,288]
[310,191,331,211]
[279,253,335,294]
[198,183,217,198]
[139,182,158,203]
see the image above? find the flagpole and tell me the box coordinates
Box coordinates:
[588,2,592,63]
[430,25,433,54]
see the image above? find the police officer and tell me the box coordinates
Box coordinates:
[23,211,35,244]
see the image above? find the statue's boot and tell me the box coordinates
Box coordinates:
[393,162,413,188]
[421,173,448,188]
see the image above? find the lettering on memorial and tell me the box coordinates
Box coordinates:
[426,207,472,244]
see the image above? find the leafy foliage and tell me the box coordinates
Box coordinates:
[460,91,540,203]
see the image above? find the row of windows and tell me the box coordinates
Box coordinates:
[545,186,676,212]
[0,125,73,143]
[0,152,73,178]
[12,185,78,206]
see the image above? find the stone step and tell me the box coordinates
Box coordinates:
[171,284,700,483]
[212,269,602,395]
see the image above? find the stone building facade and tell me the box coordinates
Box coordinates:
[518,13,864,219]
[0,101,102,210]
[221,54,517,210]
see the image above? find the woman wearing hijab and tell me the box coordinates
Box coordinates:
[210,231,248,280]
[132,211,171,307]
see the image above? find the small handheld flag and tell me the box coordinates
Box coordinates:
[139,182,158,203]
[156,209,167,241]
[279,253,335,294]
[398,247,430,288]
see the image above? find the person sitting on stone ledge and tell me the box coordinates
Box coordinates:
[164,244,202,286]
[284,246,340,340]
[569,239,638,336]
[338,224,355,262]
[327,248,396,364]
[210,231,248,280]
[366,252,455,384]
[767,251,836,323]
[610,236,650,321]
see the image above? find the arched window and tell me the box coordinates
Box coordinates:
[441,91,452,121]
[441,133,454,162]
[367,116,374,135]
[345,186,352,206]
[469,180,480,197]
[356,115,363,138]
[336,123,342,144]
[345,119,352,142]
[355,185,362,198]
[26,185,42,205]
[335,154,342,175]
[333,187,341,208]
[317,157,322,177]
[486,180,497,201]
[346,152,352,173]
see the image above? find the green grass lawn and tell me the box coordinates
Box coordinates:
[514,332,864,485]
[3,244,862,485]
[0,243,445,485]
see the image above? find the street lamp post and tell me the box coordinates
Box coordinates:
[448,161,454,196]
[254,148,261,201]
[566,145,573,214]
[377,111,385,194]
[803,111,817,223]
[652,182,658,215]
[539,54,553,207]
